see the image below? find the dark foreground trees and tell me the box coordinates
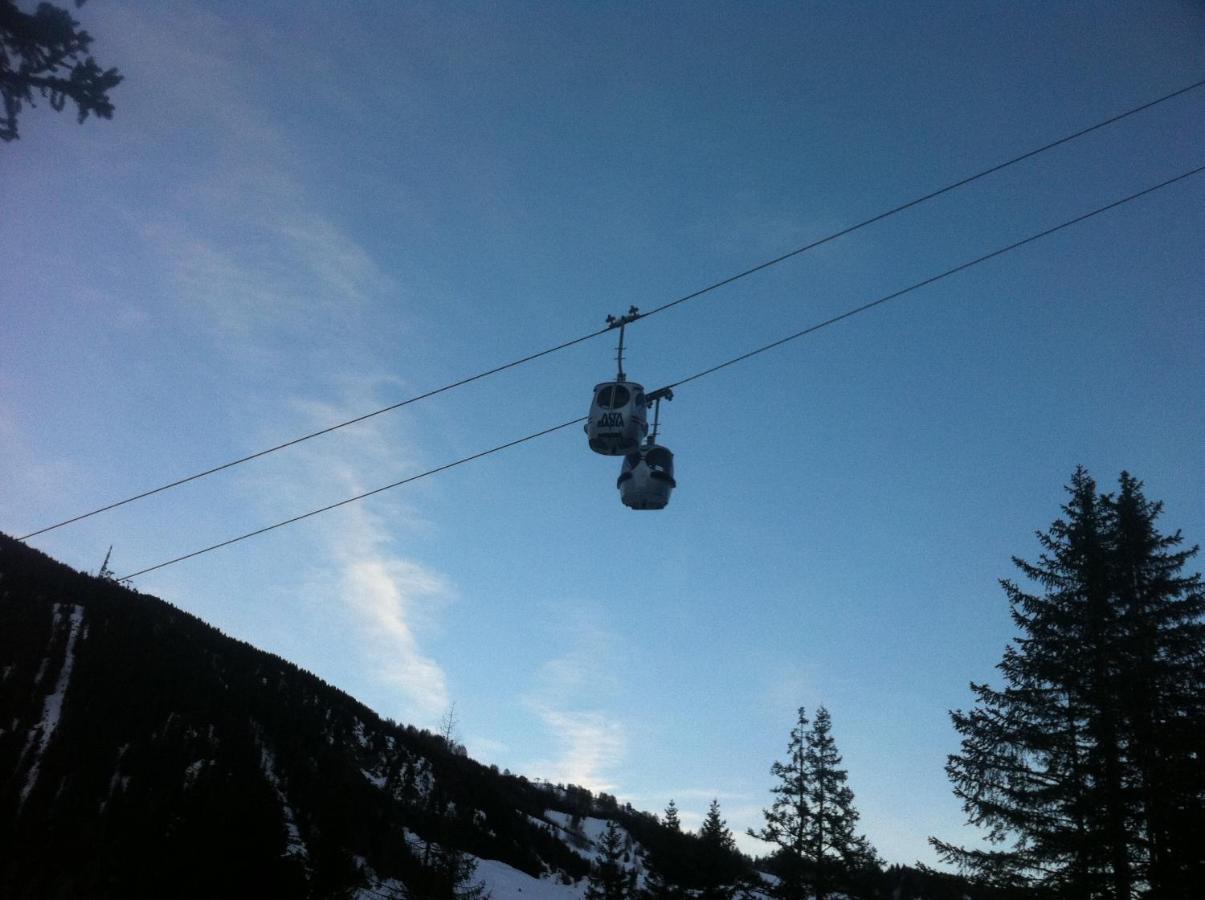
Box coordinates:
[1,0,122,141]
[933,468,1205,899]
[643,801,688,899]
[696,799,747,900]
[752,706,877,900]
[585,820,635,900]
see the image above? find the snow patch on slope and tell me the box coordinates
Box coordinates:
[548,811,654,891]
[350,856,407,900]
[364,844,589,900]
[361,766,387,790]
[183,758,211,789]
[20,603,85,806]
[258,740,310,863]
[475,856,587,899]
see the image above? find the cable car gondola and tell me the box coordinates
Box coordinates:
[616,386,675,510]
[585,307,648,455]
[586,308,679,509]
[587,380,648,455]
[618,443,675,510]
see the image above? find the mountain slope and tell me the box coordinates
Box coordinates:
[1,534,1009,900]
[0,534,663,897]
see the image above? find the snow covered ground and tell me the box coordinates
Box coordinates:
[475,857,586,899]
[350,853,586,900]
[353,810,649,898]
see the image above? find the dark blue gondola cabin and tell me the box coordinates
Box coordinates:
[586,381,648,455]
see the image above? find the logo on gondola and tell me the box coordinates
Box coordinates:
[597,413,625,428]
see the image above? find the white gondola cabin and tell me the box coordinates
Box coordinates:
[617,443,675,510]
[586,381,648,455]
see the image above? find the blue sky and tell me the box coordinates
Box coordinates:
[3,0,1203,868]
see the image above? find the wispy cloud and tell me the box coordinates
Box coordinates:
[761,659,825,718]
[97,3,450,728]
[339,548,450,721]
[524,606,628,792]
[100,4,394,343]
[255,385,452,726]
[529,705,627,793]
[139,181,393,343]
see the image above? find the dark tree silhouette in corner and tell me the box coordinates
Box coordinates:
[1,0,122,141]
[933,468,1205,899]
[752,706,877,900]
[1108,473,1205,896]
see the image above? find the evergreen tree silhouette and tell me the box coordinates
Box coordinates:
[752,707,875,899]
[586,820,635,900]
[0,0,123,141]
[748,707,811,899]
[1105,473,1204,897]
[803,707,876,900]
[936,469,1121,895]
[642,800,686,899]
[933,468,1205,898]
[430,841,490,900]
[697,799,740,900]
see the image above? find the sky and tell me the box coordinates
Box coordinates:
[3,0,1204,869]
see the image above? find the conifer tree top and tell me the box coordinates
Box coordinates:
[934,469,1205,898]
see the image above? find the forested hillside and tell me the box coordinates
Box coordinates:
[1,532,1024,898]
[0,533,751,898]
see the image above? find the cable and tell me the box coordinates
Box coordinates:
[117,163,1204,581]
[118,417,586,580]
[638,77,1205,323]
[20,77,1205,542]
[663,164,1205,392]
[18,331,608,541]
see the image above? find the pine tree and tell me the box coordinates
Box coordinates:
[803,707,876,900]
[933,468,1205,898]
[748,707,811,899]
[642,801,687,899]
[752,707,875,900]
[697,799,739,900]
[430,843,490,900]
[586,820,635,900]
[663,799,681,832]
[1106,473,1205,898]
[0,0,123,141]
[935,469,1122,895]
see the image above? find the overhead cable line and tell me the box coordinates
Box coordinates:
[634,78,1205,323]
[662,164,1205,392]
[17,330,610,541]
[21,77,1204,543]
[118,417,586,580]
[118,162,1205,582]
[24,79,1205,546]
